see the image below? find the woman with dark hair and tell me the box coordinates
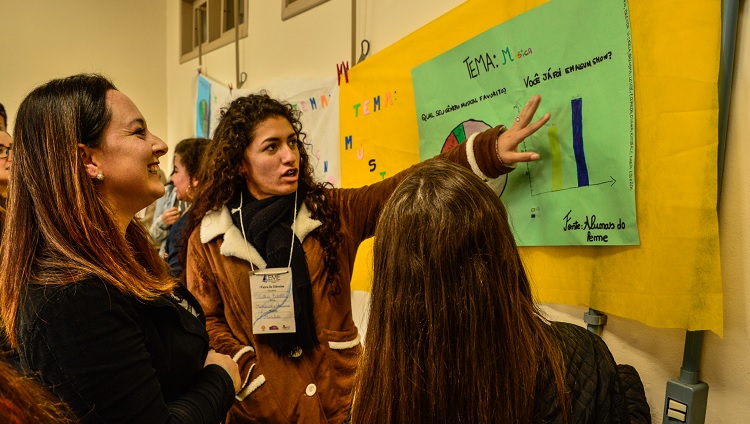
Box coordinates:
[352,160,650,424]
[163,137,210,278]
[0,73,240,423]
[184,92,549,422]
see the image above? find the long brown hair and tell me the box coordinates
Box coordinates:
[0,360,77,423]
[352,160,568,423]
[0,74,176,346]
[184,92,342,292]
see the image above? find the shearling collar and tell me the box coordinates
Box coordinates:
[199,203,322,269]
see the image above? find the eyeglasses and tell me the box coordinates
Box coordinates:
[0,145,10,159]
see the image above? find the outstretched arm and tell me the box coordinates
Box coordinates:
[330,94,551,247]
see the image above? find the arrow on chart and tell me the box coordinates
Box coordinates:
[531,175,616,196]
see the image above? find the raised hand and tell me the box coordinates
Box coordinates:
[496,94,550,166]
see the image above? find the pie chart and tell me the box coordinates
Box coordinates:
[441,119,491,152]
[442,119,507,196]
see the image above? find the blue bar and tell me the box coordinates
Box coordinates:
[571,97,589,187]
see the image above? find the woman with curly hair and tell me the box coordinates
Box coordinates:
[183,92,549,423]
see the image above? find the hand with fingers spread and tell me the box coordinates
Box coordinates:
[496,94,550,167]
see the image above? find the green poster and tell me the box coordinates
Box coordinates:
[412,0,637,246]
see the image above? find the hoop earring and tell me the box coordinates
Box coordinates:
[95,173,104,181]
[185,185,194,200]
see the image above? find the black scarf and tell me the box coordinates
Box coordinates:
[227,183,319,356]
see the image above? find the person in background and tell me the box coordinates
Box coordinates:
[163,137,209,278]
[351,160,651,424]
[183,92,548,422]
[135,167,167,230]
[0,359,77,424]
[0,73,240,423]
[150,177,178,256]
[0,103,7,131]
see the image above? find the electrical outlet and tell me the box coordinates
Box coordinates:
[663,379,709,423]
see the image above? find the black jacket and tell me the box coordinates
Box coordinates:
[534,322,651,424]
[165,210,189,279]
[17,278,235,423]
[341,320,650,424]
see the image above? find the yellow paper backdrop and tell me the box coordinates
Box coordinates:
[340,0,722,335]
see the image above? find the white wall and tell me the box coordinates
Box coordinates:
[0,0,168,139]
[0,1,747,422]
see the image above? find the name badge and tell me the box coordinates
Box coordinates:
[249,268,296,334]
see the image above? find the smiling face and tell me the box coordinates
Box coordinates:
[241,116,300,200]
[0,131,11,189]
[171,153,194,201]
[85,90,167,225]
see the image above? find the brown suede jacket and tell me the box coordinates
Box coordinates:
[186,126,512,423]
